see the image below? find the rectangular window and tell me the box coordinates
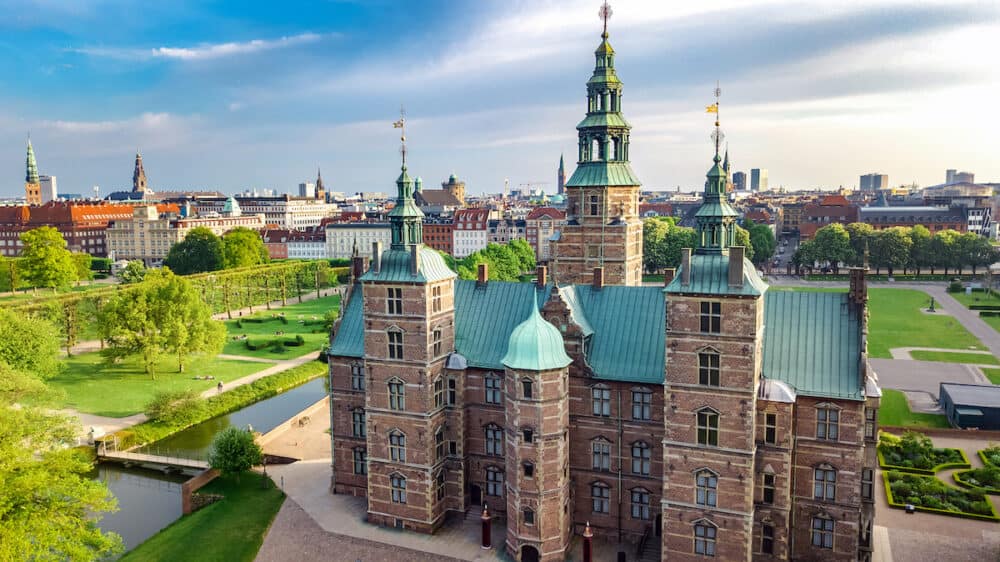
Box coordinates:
[350,364,365,391]
[485,375,502,405]
[761,524,774,554]
[522,429,534,443]
[762,473,775,504]
[589,195,600,216]
[523,509,535,526]
[631,489,650,520]
[764,413,777,445]
[814,467,836,501]
[696,472,718,507]
[631,442,651,475]
[700,301,721,333]
[695,524,717,556]
[388,380,405,411]
[861,468,874,501]
[592,484,610,513]
[386,287,403,315]
[352,410,366,438]
[436,430,446,460]
[865,407,877,439]
[391,475,406,504]
[486,468,503,497]
[485,426,503,456]
[434,377,444,408]
[592,441,611,471]
[816,407,839,440]
[698,352,720,386]
[523,462,535,478]
[811,517,834,549]
[697,411,719,446]
[632,389,652,420]
[522,379,533,399]
[592,386,611,417]
[447,377,457,405]
[432,328,443,357]
[389,433,406,462]
[388,331,403,360]
[432,285,442,313]
[436,471,445,501]
[353,448,367,475]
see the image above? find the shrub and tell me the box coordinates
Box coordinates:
[144,389,205,426]
[878,430,968,472]
[956,466,1000,493]
[948,281,965,293]
[235,319,243,329]
[208,426,263,481]
[884,470,997,520]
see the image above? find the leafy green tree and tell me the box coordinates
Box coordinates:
[0,256,20,292]
[810,224,853,273]
[662,224,698,269]
[508,238,536,273]
[71,253,93,284]
[957,232,997,274]
[734,225,755,262]
[456,252,488,280]
[208,426,263,482]
[145,389,205,425]
[19,226,77,291]
[222,227,269,269]
[744,220,776,266]
[119,260,147,284]
[0,309,122,561]
[642,218,671,273]
[845,222,874,266]
[163,227,224,275]
[931,230,961,274]
[869,227,912,275]
[908,225,933,273]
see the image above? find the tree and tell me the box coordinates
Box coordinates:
[869,227,912,276]
[845,222,874,266]
[208,426,263,482]
[661,224,698,269]
[957,232,997,274]
[119,260,147,284]
[0,309,122,561]
[163,227,224,275]
[908,225,933,274]
[734,225,755,262]
[508,239,536,273]
[810,224,853,273]
[72,253,93,285]
[222,227,269,269]
[642,218,671,273]
[19,226,77,291]
[931,230,961,274]
[744,220,776,266]
[100,269,225,377]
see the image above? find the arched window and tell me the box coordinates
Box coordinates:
[351,408,365,438]
[696,469,718,507]
[696,408,720,446]
[631,441,651,475]
[592,384,611,416]
[591,481,610,513]
[592,438,612,471]
[698,349,720,386]
[389,430,406,462]
[811,514,834,549]
[390,473,406,504]
[485,372,502,405]
[485,424,503,456]
[631,488,650,520]
[591,138,600,161]
[388,377,405,411]
[814,464,837,501]
[486,466,503,497]
[694,520,717,556]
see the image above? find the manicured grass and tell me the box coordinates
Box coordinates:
[909,350,1000,365]
[980,368,1000,385]
[120,473,284,562]
[221,294,340,359]
[947,289,1000,334]
[878,389,950,429]
[49,353,266,417]
[867,288,986,358]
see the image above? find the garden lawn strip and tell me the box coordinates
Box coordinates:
[878,389,950,429]
[866,288,986,358]
[908,350,1000,365]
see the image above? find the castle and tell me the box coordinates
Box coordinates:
[327,18,879,562]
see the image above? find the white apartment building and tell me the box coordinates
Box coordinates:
[287,228,327,259]
[194,195,337,229]
[452,208,489,257]
[325,222,391,259]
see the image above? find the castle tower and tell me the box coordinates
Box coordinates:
[133,151,148,193]
[502,305,573,562]
[557,154,566,195]
[442,173,465,205]
[315,168,326,201]
[25,139,41,205]
[661,102,766,560]
[357,118,461,532]
[552,15,642,286]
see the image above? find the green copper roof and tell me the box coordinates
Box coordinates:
[694,200,740,218]
[566,161,640,188]
[665,253,768,296]
[25,140,38,184]
[576,112,631,129]
[328,285,364,358]
[502,305,572,371]
[762,291,864,401]
[359,247,455,283]
[454,280,550,370]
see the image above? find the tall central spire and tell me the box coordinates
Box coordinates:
[388,108,424,249]
[25,138,39,184]
[695,84,739,254]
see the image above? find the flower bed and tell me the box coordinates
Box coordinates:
[883,471,999,521]
[954,467,1000,495]
[877,431,970,474]
[980,446,1000,468]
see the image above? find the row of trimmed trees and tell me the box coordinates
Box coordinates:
[795,223,998,275]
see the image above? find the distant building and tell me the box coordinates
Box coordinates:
[525,207,565,261]
[732,170,747,191]
[638,202,674,218]
[299,182,316,198]
[193,195,338,229]
[487,218,526,245]
[414,174,465,215]
[859,205,967,233]
[39,175,58,204]
[325,222,391,260]
[946,169,975,184]
[286,227,326,259]
[261,229,290,260]
[0,201,164,257]
[452,208,489,257]
[859,173,888,192]
[422,218,454,255]
[750,168,768,191]
[799,195,860,239]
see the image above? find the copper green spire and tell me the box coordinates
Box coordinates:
[25,138,39,184]
[388,109,424,248]
[695,85,739,254]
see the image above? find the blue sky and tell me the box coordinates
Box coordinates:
[1,0,998,197]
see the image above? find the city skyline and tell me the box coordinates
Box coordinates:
[1,0,998,197]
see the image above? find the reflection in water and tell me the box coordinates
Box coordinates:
[93,464,188,553]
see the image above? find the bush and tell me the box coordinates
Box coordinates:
[884,470,998,520]
[144,389,205,426]
[982,446,1000,468]
[208,426,263,480]
[878,431,968,473]
[955,467,1000,493]
[948,281,965,293]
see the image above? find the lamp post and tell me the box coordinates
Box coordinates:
[583,520,593,562]
[481,504,491,549]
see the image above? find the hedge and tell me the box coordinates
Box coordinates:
[980,448,1000,468]
[877,447,972,474]
[970,305,1000,311]
[981,311,1000,317]
[100,359,328,450]
[953,468,1000,495]
[877,431,971,474]
[883,471,1000,522]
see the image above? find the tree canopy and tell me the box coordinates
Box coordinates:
[0,309,122,560]
[222,227,269,269]
[163,227,225,275]
[119,260,147,284]
[641,217,697,273]
[449,241,536,282]
[19,226,77,290]
[208,426,263,481]
[744,220,776,266]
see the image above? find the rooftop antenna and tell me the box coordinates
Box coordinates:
[599,1,612,37]
[392,105,407,168]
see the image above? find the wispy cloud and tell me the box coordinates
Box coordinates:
[75,32,328,61]
[40,112,178,133]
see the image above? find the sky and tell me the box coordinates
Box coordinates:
[1,0,998,197]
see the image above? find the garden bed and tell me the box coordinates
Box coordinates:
[980,446,1000,468]
[877,431,970,474]
[883,471,999,522]
[954,467,1000,495]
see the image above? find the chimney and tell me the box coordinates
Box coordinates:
[849,267,867,305]
[372,241,383,274]
[728,246,745,288]
[410,244,421,276]
[477,263,489,286]
[681,248,692,286]
[663,268,676,287]
[593,267,604,290]
[351,255,368,280]
[536,265,548,289]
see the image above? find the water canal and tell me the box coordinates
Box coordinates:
[95,375,327,554]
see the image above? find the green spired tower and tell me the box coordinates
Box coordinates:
[695,110,740,254]
[552,1,643,286]
[25,138,41,205]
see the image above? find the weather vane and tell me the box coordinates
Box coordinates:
[706,82,723,156]
[392,105,406,166]
[598,1,612,37]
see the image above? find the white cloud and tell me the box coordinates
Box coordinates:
[75,32,328,62]
[40,112,178,133]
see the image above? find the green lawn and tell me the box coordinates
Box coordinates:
[981,368,1000,385]
[222,294,340,359]
[49,353,266,417]
[909,350,1000,365]
[946,289,1000,334]
[879,389,950,429]
[120,473,284,562]
[867,288,986,358]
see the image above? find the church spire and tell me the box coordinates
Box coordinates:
[695,84,739,254]
[25,137,39,184]
[388,108,424,249]
[133,151,148,193]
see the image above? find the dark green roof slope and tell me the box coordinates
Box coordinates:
[577,113,631,129]
[328,285,364,358]
[454,280,550,370]
[566,161,641,188]
[571,285,665,384]
[762,291,864,401]
[359,247,455,283]
[665,253,767,297]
